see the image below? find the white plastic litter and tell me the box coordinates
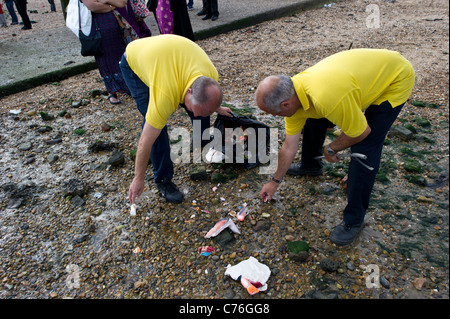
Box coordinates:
[205,148,227,163]
[224,257,271,292]
[130,204,137,216]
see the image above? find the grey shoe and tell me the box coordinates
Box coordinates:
[287,163,323,176]
[155,177,184,204]
[330,222,364,246]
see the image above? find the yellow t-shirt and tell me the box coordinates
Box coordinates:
[125,34,219,129]
[285,49,415,137]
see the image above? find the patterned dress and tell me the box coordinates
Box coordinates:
[155,0,174,34]
[92,1,151,95]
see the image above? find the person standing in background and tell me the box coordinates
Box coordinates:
[81,0,152,104]
[196,0,218,21]
[4,0,19,25]
[149,0,194,40]
[12,0,31,29]
[47,0,56,12]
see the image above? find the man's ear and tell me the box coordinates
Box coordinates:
[280,100,290,110]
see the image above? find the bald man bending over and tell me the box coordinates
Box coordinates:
[120,34,232,204]
[256,49,415,246]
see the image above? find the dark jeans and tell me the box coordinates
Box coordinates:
[13,0,31,28]
[5,0,18,24]
[300,100,404,225]
[202,0,219,16]
[119,54,211,183]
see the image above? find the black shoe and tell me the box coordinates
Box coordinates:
[197,10,207,16]
[330,222,364,246]
[202,14,212,20]
[287,163,323,176]
[21,26,32,30]
[211,15,219,21]
[155,177,184,204]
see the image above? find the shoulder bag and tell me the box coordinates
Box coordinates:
[78,1,103,56]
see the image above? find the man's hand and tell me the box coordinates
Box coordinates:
[128,122,161,203]
[259,181,279,202]
[323,145,341,163]
[129,177,145,203]
[217,106,233,117]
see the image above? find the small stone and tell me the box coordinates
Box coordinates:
[50,292,58,298]
[45,138,62,145]
[413,277,426,290]
[37,126,52,133]
[190,166,208,181]
[390,126,413,140]
[40,112,54,121]
[287,240,310,262]
[74,233,89,244]
[346,262,355,271]
[47,154,59,163]
[108,149,125,167]
[71,195,85,207]
[254,221,270,232]
[285,235,295,241]
[320,258,339,273]
[224,288,235,299]
[212,229,235,247]
[72,101,82,108]
[101,123,113,132]
[380,276,390,289]
[19,142,32,151]
[134,280,147,289]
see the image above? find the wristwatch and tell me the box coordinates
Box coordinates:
[327,144,337,156]
[271,176,281,184]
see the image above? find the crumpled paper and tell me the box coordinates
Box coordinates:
[205,217,241,238]
[224,256,271,292]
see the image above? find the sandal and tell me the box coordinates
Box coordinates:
[108,94,122,105]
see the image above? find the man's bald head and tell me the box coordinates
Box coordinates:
[255,75,295,113]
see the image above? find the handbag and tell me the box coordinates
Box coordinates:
[78,1,103,56]
[129,0,150,20]
[66,0,91,38]
[113,10,138,46]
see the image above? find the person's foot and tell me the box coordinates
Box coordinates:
[187,5,193,10]
[330,222,364,246]
[287,163,323,176]
[202,14,212,20]
[211,15,219,21]
[21,26,32,30]
[155,177,184,204]
[11,22,18,25]
[197,10,207,16]
[108,94,122,105]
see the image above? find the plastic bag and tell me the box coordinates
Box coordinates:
[66,0,92,38]
[212,113,271,169]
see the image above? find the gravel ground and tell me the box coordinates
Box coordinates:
[0,0,448,301]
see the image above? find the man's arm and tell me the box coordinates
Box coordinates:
[259,132,301,201]
[128,122,162,203]
[323,124,371,162]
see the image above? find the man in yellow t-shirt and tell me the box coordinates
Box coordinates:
[120,34,232,204]
[256,49,415,246]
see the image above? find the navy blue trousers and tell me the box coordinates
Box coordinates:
[300,100,404,225]
[120,54,210,183]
